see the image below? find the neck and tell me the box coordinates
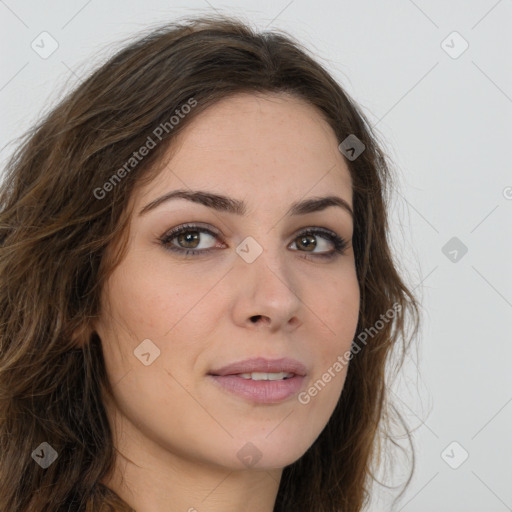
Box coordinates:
[100,429,283,512]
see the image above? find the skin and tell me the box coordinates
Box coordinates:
[95,91,360,512]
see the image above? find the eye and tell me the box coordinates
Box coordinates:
[159,223,348,259]
[289,227,348,260]
[159,223,221,255]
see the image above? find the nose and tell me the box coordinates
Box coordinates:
[230,249,303,333]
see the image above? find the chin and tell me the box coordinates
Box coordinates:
[223,431,316,471]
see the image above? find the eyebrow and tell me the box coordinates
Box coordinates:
[139,189,353,219]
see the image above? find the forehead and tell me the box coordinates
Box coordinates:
[134,91,353,210]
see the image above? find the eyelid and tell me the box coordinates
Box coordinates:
[159,222,348,258]
[159,222,223,247]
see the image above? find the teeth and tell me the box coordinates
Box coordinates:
[238,372,294,381]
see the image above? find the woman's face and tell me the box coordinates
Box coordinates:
[95,92,360,475]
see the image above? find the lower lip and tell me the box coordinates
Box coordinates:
[208,374,305,404]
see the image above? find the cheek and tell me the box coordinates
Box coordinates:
[304,269,360,403]
[96,255,223,382]
[315,267,360,346]
[102,258,201,336]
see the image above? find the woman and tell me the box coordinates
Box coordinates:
[0,13,420,512]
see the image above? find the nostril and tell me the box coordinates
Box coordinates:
[250,315,262,323]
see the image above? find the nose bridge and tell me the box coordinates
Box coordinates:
[237,228,290,285]
[232,231,302,329]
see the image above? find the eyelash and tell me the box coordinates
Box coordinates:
[159,223,348,261]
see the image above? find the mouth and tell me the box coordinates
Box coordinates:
[209,356,307,377]
[208,357,307,403]
[236,371,296,380]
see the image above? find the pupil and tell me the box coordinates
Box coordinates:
[299,235,316,252]
[179,231,199,248]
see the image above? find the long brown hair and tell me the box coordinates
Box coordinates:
[0,13,421,511]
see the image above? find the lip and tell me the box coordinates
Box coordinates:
[208,357,308,404]
[209,357,308,377]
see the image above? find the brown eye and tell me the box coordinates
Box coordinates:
[160,223,348,260]
[288,228,348,260]
[176,230,200,249]
[295,234,317,252]
[160,224,220,255]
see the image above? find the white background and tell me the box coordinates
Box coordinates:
[1,1,511,510]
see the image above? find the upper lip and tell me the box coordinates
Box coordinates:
[209,357,307,377]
